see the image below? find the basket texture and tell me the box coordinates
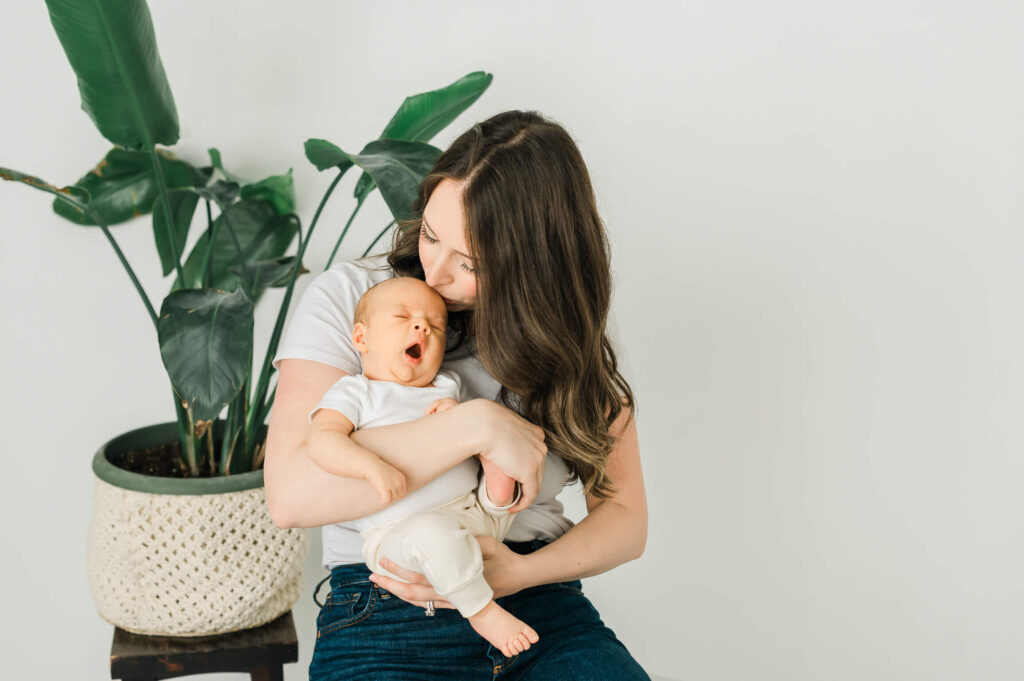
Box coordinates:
[87,475,309,636]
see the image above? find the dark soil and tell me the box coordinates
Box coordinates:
[115,441,264,479]
[116,441,195,478]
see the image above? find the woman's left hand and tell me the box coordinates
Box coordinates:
[368,535,527,608]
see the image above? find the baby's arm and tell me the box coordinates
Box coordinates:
[307,409,406,504]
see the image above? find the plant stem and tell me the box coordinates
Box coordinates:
[91,0,195,459]
[325,193,366,270]
[147,147,186,285]
[243,167,347,449]
[362,220,396,257]
[91,209,159,325]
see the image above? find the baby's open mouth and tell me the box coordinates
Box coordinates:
[405,342,422,359]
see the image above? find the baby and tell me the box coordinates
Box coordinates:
[306,276,539,658]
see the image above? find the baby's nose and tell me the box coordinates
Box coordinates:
[413,320,430,334]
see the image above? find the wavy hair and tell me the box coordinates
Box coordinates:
[386,110,635,498]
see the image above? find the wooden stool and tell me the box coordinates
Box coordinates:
[109,611,299,681]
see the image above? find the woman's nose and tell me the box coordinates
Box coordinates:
[424,262,452,288]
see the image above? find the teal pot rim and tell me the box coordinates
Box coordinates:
[92,421,265,496]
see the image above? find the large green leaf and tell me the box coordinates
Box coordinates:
[240,169,296,215]
[1,166,92,220]
[304,138,440,222]
[303,139,356,173]
[194,180,241,211]
[352,71,492,201]
[173,200,299,296]
[45,0,179,149]
[52,148,202,226]
[227,255,308,301]
[153,188,200,276]
[158,288,253,423]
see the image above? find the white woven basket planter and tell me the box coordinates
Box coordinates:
[86,422,309,637]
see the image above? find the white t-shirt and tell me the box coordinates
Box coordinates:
[273,255,574,569]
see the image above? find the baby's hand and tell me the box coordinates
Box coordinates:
[425,398,459,416]
[365,461,407,504]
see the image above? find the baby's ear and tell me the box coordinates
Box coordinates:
[352,322,368,353]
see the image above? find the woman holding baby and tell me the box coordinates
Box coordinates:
[265,110,649,680]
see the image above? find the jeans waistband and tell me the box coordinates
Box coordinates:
[313,538,553,607]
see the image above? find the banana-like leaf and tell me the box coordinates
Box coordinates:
[194,180,241,210]
[240,169,296,216]
[153,188,200,276]
[304,138,440,222]
[352,71,492,201]
[1,166,92,220]
[172,200,299,296]
[227,255,308,301]
[208,148,247,184]
[158,288,253,423]
[45,0,179,149]
[52,148,202,226]
[303,139,356,173]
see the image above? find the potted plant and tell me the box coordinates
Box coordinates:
[2,0,493,636]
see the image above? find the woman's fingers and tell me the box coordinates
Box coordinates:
[377,558,429,584]
[368,571,454,609]
[474,401,547,510]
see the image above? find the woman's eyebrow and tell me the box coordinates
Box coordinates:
[422,217,472,260]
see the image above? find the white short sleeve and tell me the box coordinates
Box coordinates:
[309,374,370,425]
[272,256,392,375]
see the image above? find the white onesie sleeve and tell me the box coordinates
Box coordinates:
[308,374,370,425]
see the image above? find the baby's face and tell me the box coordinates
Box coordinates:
[353,278,448,387]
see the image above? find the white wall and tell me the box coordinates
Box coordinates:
[2,2,1022,679]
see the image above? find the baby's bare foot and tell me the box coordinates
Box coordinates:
[479,456,517,506]
[467,600,540,658]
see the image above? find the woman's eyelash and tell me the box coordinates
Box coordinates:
[419,225,438,244]
[421,225,476,273]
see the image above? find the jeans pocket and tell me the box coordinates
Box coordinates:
[317,581,377,637]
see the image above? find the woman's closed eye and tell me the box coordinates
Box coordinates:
[419,225,438,245]
[420,225,475,273]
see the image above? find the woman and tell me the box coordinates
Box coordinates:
[265,110,649,680]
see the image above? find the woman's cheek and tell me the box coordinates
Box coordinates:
[459,276,478,303]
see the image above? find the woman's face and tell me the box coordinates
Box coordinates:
[418,178,478,311]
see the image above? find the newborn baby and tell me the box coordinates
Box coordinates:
[306,276,539,658]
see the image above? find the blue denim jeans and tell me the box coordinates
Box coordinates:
[309,539,650,680]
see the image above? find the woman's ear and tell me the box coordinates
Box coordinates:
[352,322,368,354]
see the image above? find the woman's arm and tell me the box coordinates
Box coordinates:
[265,358,547,529]
[511,408,646,587]
[370,405,647,602]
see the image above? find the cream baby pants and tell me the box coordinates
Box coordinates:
[360,476,517,618]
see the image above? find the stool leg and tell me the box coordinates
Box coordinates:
[250,665,284,681]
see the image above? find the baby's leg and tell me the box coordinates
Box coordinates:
[367,506,538,657]
[478,455,518,507]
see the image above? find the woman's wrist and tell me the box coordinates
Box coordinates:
[458,398,493,457]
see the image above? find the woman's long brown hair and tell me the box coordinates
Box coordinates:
[386,110,635,499]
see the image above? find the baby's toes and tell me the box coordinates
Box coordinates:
[524,625,540,644]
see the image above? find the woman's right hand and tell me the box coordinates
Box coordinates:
[465,399,547,512]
